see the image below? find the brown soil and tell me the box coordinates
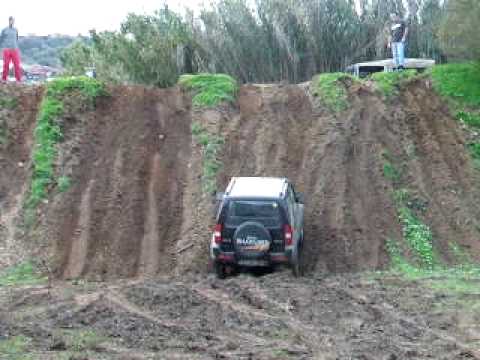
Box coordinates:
[1,79,480,278]
[49,86,192,279]
[0,84,43,267]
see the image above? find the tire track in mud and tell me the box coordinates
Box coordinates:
[63,179,94,278]
[1,274,478,359]
[139,153,162,276]
[49,87,192,279]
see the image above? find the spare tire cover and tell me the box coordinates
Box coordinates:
[234,221,272,255]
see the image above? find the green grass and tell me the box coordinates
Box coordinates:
[60,330,105,352]
[383,161,401,182]
[191,122,224,194]
[430,63,480,108]
[457,111,480,128]
[397,204,434,269]
[382,152,435,270]
[46,76,108,104]
[27,98,64,209]
[0,336,33,360]
[0,262,47,287]
[57,176,72,193]
[0,118,7,145]
[430,65,480,161]
[312,72,353,113]
[26,77,106,211]
[0,96,18,110]
[179,73,238,107]
[469,142,480,169]
[371,70,418,97]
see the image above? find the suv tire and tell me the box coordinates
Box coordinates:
[214,261,227,279]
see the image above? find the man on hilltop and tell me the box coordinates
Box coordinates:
[1,17,22,82]
[388,13,408,71]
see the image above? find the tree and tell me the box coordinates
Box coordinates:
[439,0,480,61]
[91,6,198,87]
[61,40,94,75]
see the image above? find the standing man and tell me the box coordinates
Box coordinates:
[1,17,22,82]
[388,13,408,70]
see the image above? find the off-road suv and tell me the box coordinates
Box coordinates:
[210,177,304,278]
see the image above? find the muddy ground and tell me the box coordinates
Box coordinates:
[1,270,480,359]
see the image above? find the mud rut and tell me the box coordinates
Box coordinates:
[1,272,477,359]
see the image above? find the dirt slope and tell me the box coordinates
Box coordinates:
[0,84,42,268]
[1,79,480,278]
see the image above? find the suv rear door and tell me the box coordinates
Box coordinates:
[220,199,286,253]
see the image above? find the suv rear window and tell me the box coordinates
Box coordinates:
[227,200,280,221]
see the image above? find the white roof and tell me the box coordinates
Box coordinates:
[227,177,287,198]
[351,58,435,69]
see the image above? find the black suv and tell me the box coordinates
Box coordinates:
[210,177,304,278]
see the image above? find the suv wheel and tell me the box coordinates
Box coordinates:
[291,235,303,277]
[214,261,227,279]
[291,250,301,277]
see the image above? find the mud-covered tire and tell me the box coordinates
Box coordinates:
[214,261,227,279]
[291,232,304,277]
[291,249,301,277]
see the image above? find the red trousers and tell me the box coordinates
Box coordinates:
[2,48,22,82]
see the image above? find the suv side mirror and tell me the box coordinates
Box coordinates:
[296,192,305,204]
[216,192,225,201]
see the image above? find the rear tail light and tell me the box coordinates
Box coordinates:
[284,224,293,246]
[214,224,223,244]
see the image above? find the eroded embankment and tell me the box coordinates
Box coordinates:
[0,84,43,268]
[1,79,479,278]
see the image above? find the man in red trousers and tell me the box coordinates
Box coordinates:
[1,17,22,82]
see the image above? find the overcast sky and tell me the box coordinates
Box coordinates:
[2,0,206,36]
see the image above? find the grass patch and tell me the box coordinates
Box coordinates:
[430,65,480,170]
[26,77,106,211]
[0,96,18,110]
[371,70,418,97]
[469,142,480,169]
[57,176,72,193]
[27,98,64,209]
[191,122,224,194]
[60,330,105,352]
[397,203,434,269]
[457,111,480,128]
[46,76,108,104]
[312,72,353,113]
[383,161,401,182]
[179,73,238,107]
[382,152,435,270]
[0,336,33,360]
[0,261,47,287]
[0,118,7,145]
[430,63,480,108]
